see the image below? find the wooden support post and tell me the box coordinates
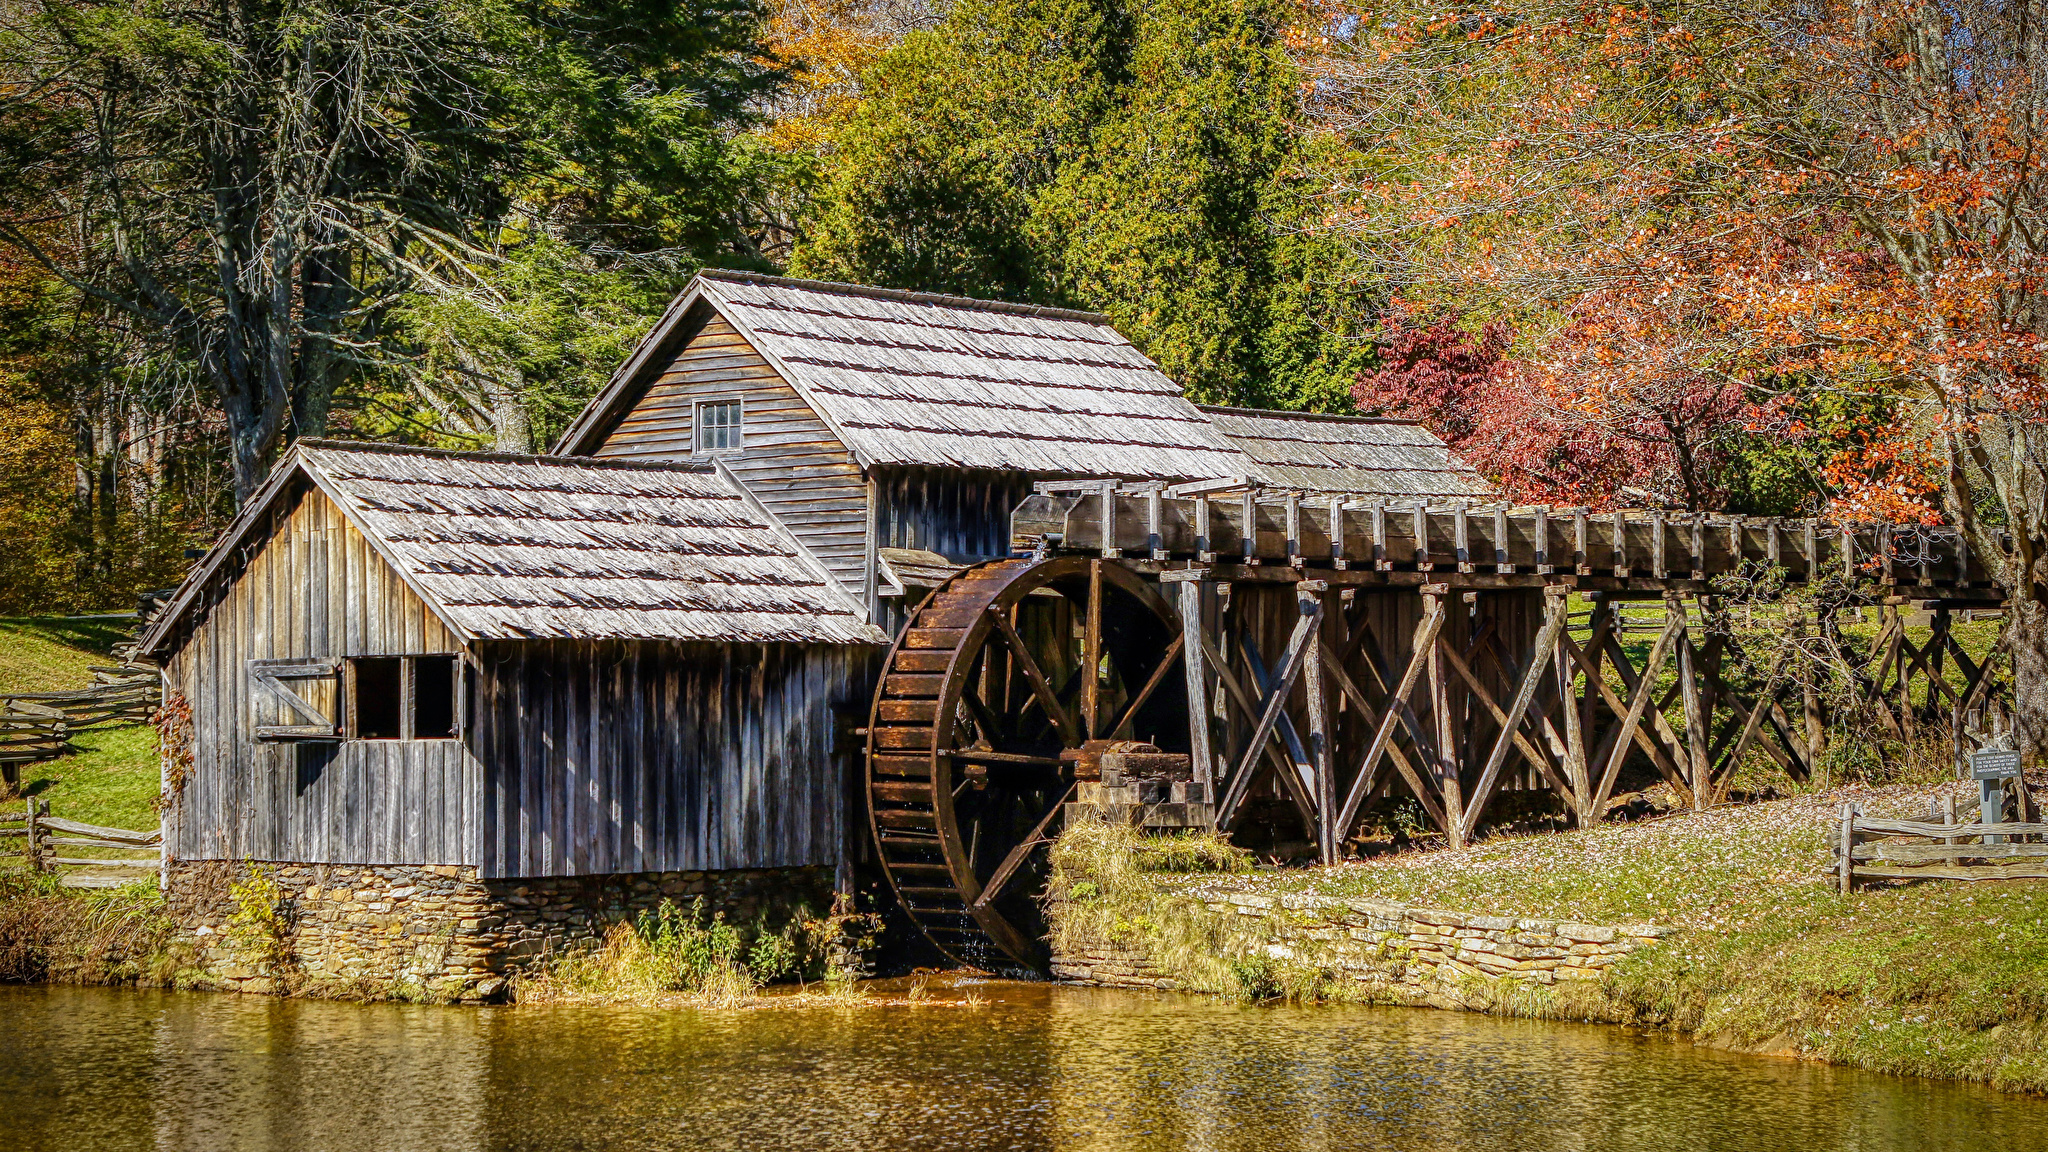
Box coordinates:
[1431,600,1463,846]
[1534,508,1553,574]
[1371,503,1389,570]
[1147,486,1166,561]
[1083,559,1103,738]
[1176,577,1215,792]
[1557,604,1589,821]
[1461,588,1571,839]
[1838,802,1857,894]
[1302,585,1337,863]
[1329,496,1348,569]
[1573,509,1591,575]
[1454,505,1473,573]
[1676,596,1711,810]
[1798,608,1826,766]
[26,798,45,873]
[1412,506,1431,570]
[1242,490,1259,565]
[1196,497,1214,564]
[1334,591,1448,841]
[1286,492,1303,568]
[1099,480,1118,559]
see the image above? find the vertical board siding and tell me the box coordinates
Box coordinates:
[874,465,1036,563]
[164,482,479,866]
[590,309,871,592]
[474,640,871,879]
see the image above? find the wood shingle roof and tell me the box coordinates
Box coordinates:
[141,442,887,655]
[559,270,1246,479]
[1199,406,1493,499]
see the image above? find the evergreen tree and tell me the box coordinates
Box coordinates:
[792,0,1371,408]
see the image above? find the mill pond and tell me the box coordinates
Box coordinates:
[5,980,2047,1152]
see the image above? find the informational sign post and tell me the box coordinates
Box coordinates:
[1971,749,2022,845]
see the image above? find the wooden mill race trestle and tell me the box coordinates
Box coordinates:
[865,485,2008,972]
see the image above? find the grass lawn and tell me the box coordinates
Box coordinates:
[1159,780,2048,1092]
[0,616,134,694]
[16,725,161,834]
[3,615,160,836]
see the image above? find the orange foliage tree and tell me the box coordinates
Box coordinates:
[1298,0,2048,763]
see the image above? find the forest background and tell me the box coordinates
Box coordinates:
[0,0,2040,733]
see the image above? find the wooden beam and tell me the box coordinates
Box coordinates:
[1106,635,1183,741]
[1314,638,1429,811]
[1709,650,1789,799]
[1334,594,1448,841]
[1437,634,1575,807]
[1304,589,1337,863]
[1197,629,1304,793]
[1177,581,1215,788]
[1430,609,1462,846]
[971,783,1077,910]
[1562,631,1693,807]
[1461,591,1572,838]
[1593,605,1684,814]
[1677,615,1710,810]
[1083,559,1103,738]
[1217,601,1324,827]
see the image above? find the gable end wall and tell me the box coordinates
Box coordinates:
[590,307,871,592]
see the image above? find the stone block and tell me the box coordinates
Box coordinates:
[1557,923,1617,944]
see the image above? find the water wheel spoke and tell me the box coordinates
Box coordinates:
[989,606,1081,746]
[972,782,1076,910]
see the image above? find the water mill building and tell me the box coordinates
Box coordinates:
[139,271,1502,991]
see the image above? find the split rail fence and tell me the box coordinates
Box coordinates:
[0,801,162,889]
[1836,801,2048,890]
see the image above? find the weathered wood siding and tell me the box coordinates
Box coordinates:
[162,481,478,865]
[471,640,870,878]
[873,465,1035,563]
[590,305,871,591]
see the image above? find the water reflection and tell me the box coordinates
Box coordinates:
[0,982,2039,1152]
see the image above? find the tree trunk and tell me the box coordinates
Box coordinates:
[2010,597,2048,771]
[490,367,532,455]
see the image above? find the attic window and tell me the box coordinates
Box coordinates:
[345,655,461,741]
[695,399,742,455]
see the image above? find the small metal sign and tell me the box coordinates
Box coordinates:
[1971,749,2022,782]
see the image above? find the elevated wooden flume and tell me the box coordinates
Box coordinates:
[866,479,2007,973]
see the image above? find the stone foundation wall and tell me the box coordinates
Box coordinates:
[166,860,831,1000]
[1050,887,1671,1008]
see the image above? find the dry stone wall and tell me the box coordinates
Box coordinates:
[1051,886,1671,1008]
[165,860,830,1001]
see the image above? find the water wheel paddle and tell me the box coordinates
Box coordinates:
[864,556,1185,972]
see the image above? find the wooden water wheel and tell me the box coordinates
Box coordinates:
[864,556,1186,972]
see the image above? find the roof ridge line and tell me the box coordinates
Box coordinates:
[697,268,1114,325]
[1198,405,1422,426]
[296,438,718,473]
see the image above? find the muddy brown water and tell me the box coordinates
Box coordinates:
[2,979,2042,1151]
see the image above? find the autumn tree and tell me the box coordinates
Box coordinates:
[1297,0,2048,762]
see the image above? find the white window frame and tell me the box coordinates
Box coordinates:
[693,397,744,457]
